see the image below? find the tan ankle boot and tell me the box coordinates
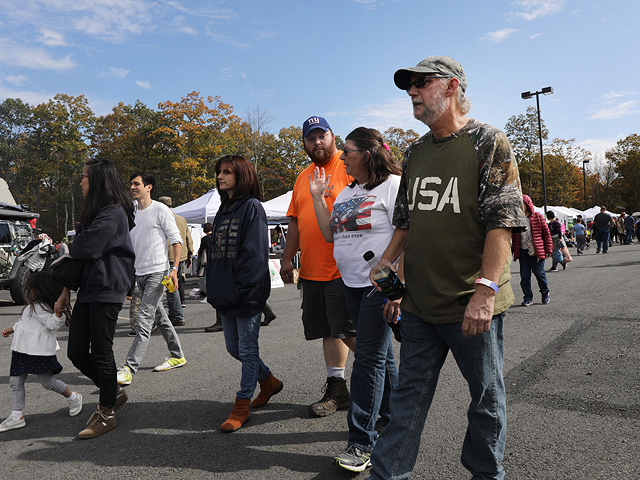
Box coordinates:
[251,373,283,408]
[220,397,251,433]
[78,405,116,439]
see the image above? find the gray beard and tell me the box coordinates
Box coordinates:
[414,86,448,126]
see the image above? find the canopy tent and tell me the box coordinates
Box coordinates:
[582,206,616,223]
[171,189,221,224]
[262,191,292,225]
[172,189,292,225]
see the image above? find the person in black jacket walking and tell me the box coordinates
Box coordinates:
[207,155,282,433]
[55,158,135,439]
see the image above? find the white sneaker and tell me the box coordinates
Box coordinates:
[68,392,83,417]
[153,355,187,372]
[117,365,133,385]
[0,415,26,432]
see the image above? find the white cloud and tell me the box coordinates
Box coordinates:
[530,33,543,39]
[37,29,68,46]
[578,137,622,155]
[100,67,130,78]
[511,0,565,20]
[327,97,425,135]
[0,83,53,106]
[181,25,197,35]
[589,92,639,120]
[4,75,27,85]
[136,80,151,89]
[483,28,518,43]
[0,38,75,70]
[205,27,251,48]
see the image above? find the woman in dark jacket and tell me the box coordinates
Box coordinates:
[55,158,135,439]
[206,155,282,433]
[512,195,553,306]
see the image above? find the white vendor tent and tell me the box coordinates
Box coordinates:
[171,189,221,224]
[172,189,292,225]
[262,191,292,225]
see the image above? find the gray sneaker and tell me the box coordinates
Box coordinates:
[309,377,350,417]
[333,445,372,472]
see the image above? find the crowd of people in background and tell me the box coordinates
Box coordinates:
[2,54,640,480]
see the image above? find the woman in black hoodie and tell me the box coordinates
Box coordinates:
[55,158,135,439]
[207,155,282,433]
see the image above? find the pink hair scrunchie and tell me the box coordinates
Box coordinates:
[382,143,391,151]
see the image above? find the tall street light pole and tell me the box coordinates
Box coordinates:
[521,87,553,214]
[583,158,590,211]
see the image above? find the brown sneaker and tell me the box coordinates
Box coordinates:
[114,386,128,411]
[78,405,116,439]
[309,377,350,417]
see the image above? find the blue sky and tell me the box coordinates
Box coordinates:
[0,0,638,161]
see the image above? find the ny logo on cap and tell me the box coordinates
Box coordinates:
[307,117,320,126]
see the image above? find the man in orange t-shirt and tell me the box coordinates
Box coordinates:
[281,116,356,417]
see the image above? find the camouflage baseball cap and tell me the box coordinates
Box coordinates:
[394,56,467,93]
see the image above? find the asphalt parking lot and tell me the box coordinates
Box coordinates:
[0,242,638,479]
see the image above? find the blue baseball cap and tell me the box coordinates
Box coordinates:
[302,116,332,138]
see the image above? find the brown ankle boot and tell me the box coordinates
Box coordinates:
[114,386,128,411]
[251,373,283,408]
[78,405,116,439]
[220,397,251,433]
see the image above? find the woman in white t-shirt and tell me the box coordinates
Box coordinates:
[310,126,402,472]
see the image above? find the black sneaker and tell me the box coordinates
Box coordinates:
[333,445,371,472]
[309,377,350,417]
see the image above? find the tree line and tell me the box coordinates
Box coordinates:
[0,94,638,240]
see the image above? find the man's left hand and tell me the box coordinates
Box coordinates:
[461,288,495,337]
[185,258,192,268]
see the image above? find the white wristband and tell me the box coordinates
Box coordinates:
[172,267,178,270]
[475,277,499,294]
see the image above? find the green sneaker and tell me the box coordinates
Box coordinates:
[117,365,132,385]
[153,355,187,372]
[333,445,371,472]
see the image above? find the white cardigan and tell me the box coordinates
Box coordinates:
[11,303,65,356]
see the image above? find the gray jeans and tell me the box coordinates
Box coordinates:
[125,271,184,373]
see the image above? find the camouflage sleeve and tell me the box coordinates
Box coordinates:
[473,123,526,233]
[392,155,411,228]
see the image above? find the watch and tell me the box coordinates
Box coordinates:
[474,277,499,294]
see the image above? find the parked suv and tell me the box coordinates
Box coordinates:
[0,179,39,304]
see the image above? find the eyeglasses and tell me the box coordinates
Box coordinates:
[343,149,366,155]
[405,75,449,92]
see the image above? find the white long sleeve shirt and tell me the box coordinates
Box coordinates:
[11,303,65,356]
[130,200,182,276]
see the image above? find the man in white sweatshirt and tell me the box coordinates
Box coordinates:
[117,173,187,386]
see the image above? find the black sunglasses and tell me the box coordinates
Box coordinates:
[405,76,450,92]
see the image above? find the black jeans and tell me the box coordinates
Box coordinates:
[67,301,121,409]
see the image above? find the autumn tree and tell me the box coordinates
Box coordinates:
[156,92,239,203]
[602,134,640,211]
[383,127,420,162]
[257,126,309,200]
[21,94,95,237]
[0,98,31,200]
[504,106,551,204]
[92,100,173,179]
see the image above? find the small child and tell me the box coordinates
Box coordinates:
[0,270,82,432]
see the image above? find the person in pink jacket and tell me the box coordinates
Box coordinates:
[511,195,553,306]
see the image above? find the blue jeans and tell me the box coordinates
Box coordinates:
[518,254,549,301]
[625,226,634,245]
[221,312,270,399]
[167,261,185,322]
[343,286,398,452]
[596,229,610,252]
[368,310,506,480]
[125,271,184,373]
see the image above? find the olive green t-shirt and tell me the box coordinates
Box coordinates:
[393,119,526,324]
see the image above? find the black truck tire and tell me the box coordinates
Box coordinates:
[9,266,31,305]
